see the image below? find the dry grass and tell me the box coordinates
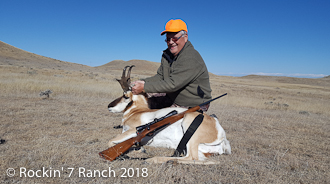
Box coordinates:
[1,65,330,183]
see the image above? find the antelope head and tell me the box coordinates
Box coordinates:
[108,65,137,113]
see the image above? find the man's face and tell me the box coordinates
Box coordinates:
[166,32,188,56]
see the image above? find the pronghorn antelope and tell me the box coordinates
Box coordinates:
[107,65,231,164]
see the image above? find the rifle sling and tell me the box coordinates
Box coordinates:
[172,113,204,157]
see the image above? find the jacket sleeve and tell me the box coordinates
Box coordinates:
[144,57,203,93]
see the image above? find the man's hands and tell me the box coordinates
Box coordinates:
[131,80,145,95]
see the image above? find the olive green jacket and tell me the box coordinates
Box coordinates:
[143,41,212,107]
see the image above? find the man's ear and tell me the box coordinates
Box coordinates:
[184,34,188,42]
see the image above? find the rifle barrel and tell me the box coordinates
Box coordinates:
[199,93,227,107]
[136,110,178,132]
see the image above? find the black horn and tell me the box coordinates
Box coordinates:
[116,65,135,92]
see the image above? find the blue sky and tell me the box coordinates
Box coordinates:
[1,0,329,78]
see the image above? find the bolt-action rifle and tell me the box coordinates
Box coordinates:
[99,93,227,161]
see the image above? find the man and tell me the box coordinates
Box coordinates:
[132,19,212,111]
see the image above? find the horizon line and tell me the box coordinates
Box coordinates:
[216,72,328,78]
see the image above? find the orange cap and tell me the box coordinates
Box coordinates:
[161,19,188,35]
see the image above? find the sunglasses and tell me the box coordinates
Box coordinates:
[165,33,184,42]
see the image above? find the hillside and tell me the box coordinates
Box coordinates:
[0,41,94,72]
[0,41,161,75]
[240,74,330,87]
[96,59,160,76]
[0,41,210,77]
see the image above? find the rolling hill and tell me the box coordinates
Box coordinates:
[96,59,160,76]
[0,41,94,72]
[0,41,160,75]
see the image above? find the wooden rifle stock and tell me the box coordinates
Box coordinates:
[99,93,227,161]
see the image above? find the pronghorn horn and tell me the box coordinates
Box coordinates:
[116,65,135,92]
[126,65,135,84]
[121,66,130,79]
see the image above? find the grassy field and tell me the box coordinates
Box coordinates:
[1,65,329,183]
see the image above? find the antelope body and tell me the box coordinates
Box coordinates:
[107,66,231,164]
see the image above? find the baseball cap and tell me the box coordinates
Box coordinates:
[161,19,188,35]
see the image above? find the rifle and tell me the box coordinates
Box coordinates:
[99,93,227,161]
[136,110,178,132]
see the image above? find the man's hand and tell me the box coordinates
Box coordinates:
[131,80,145,95]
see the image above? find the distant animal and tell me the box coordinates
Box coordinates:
[39,89,52,98]
[107,66,231,164]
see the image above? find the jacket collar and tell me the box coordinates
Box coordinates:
[163,41,191,64]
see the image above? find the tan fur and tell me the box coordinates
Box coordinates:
[122,93,157,128]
